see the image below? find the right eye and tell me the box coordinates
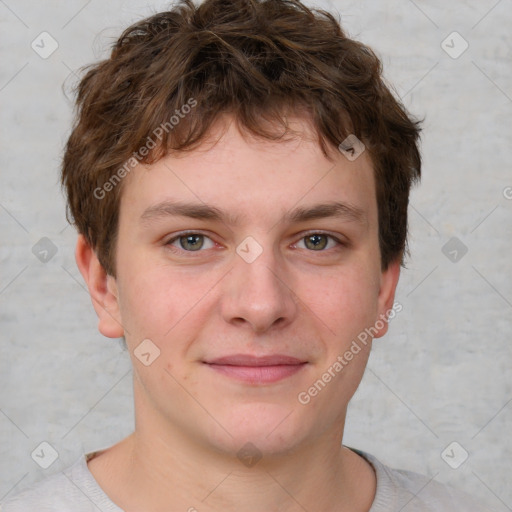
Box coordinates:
[165,232,216,252]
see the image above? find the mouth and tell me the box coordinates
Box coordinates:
[203,354,308,384]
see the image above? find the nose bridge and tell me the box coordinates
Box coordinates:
[221,238,297,332]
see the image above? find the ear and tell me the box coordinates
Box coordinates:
[75,234,124,338]
[373,258,401,339]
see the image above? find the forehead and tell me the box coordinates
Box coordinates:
[119,115,377,229]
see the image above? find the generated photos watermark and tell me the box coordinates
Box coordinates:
[298,301,403,405]
[93,97,197,200]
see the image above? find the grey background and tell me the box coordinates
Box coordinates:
[1,0,511,508]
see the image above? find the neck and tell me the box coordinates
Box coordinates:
[87,389,376,512]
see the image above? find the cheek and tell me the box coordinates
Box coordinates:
[114,259,171,339]
[307,264,380,338]
[115,261,217,342]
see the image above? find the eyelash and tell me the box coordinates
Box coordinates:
[164,230,346,255]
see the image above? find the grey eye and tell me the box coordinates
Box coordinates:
[303,234,329,251]
[167,233,215,252]
[179,234,204,251]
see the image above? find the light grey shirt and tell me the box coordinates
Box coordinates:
[0,447,496,511]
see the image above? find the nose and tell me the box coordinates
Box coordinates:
[220,243,298,334]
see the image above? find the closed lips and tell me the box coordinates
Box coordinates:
[204,355,306,366]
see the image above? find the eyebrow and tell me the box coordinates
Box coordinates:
[140,200,367,226]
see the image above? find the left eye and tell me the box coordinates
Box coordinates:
[296,233,340,251]
[167,233,215,251]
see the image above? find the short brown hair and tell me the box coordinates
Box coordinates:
[61,0,421,276]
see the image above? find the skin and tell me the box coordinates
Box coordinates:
[76,114,401,512]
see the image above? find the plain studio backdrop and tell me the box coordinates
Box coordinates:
[0,0,511,509]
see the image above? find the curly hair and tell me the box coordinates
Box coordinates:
[61,0,421,276]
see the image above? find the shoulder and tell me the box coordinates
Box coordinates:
[0,463,81,512]
[0,453,121,512]
[350,447,497,512]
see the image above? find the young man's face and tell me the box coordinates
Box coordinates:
[86,115,399,458]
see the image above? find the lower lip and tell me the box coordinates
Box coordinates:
[205,363,307,384]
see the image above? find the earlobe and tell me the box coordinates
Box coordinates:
[373,259,401,339]
[75,234,125,339]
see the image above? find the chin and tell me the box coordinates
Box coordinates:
[203,401,312,459]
